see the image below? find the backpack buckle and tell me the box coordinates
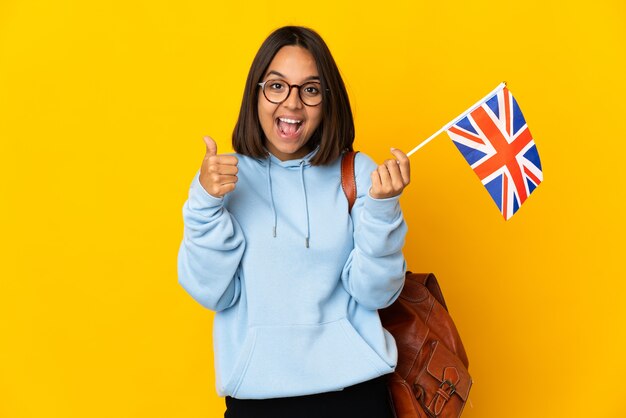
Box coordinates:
[439,379,457,396]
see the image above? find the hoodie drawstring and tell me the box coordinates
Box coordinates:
[264,156,311,248]
[266,158,278,238]
[299,160,310,248]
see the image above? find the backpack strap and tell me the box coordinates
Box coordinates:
[341,151,358,213]
[411,272,449,312]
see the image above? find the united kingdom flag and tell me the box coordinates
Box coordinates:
[446,87,543,220]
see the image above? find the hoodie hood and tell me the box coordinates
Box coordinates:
[256,145,319,168]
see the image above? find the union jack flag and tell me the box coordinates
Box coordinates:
[446,87,543,220]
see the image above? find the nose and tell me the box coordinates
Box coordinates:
[282,85,304,109]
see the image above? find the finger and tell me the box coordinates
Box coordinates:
[390,147,410,185]
[209,164,238,176]
[210,173,238,185]
[208,155,239,166]
[203,136,218,157]
[378,163,392,186]
[385,158,405,190]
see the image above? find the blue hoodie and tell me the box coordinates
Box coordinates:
[177,148,407,399]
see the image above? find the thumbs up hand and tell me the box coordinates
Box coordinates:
[199,136,239,198]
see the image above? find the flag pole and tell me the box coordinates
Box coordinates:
[406,82,507,157]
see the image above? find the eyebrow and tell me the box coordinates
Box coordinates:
[264,70,320,82]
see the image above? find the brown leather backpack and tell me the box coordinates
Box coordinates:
[341,151,473,418]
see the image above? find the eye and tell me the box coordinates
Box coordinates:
[268,80,286,91]
[302,83,321,96]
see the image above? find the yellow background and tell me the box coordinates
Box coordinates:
[1,1,625,417]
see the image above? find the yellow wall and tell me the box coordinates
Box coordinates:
[2,1,625,417]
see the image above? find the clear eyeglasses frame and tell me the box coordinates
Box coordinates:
[258,79,324,107]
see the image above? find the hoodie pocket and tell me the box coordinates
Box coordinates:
[223,318,393,399]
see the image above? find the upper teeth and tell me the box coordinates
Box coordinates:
[279,118,301,124]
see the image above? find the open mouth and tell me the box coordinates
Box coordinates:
[276,117,303,137]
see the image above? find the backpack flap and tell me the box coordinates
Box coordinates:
[418,340,472,417]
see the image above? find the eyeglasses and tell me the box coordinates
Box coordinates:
[258,79,323,107]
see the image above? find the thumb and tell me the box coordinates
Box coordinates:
[203,136,218,157]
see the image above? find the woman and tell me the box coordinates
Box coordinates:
[177,26,410,418]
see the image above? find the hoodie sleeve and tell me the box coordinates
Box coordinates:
[340,153,407,310]
[177,171,246,311]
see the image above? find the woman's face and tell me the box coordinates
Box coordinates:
[258,45,323,161]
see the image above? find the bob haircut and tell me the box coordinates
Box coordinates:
[232,26,354,166]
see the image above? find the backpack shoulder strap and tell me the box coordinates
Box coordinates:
[341,151,358,213]
[408,272,449,312]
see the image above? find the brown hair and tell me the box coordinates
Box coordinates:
[232,26,354,165]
